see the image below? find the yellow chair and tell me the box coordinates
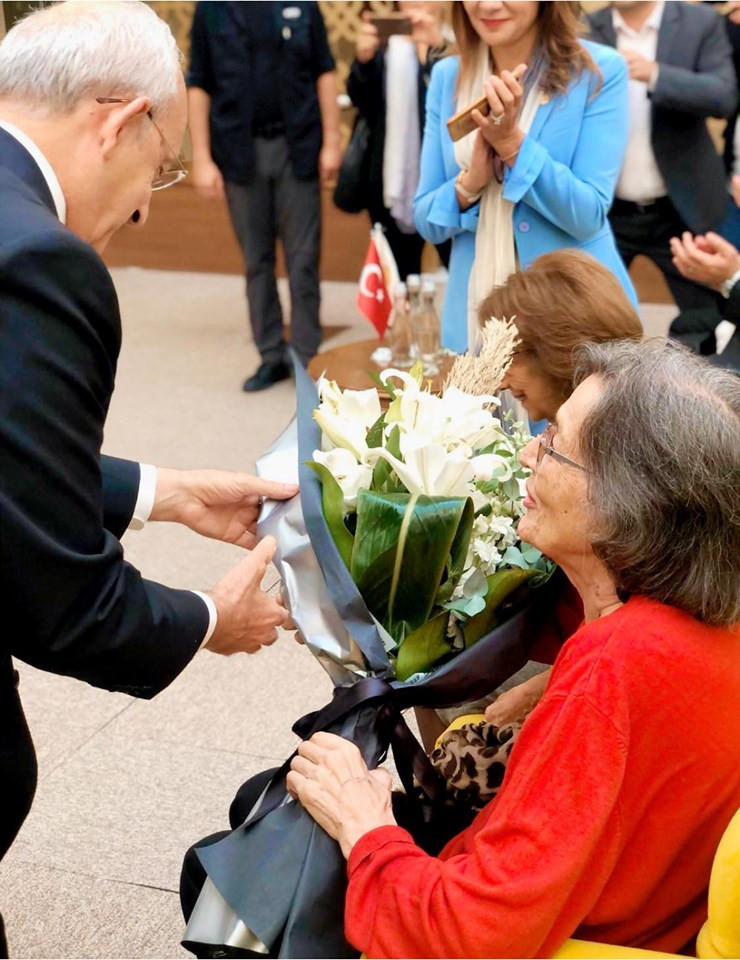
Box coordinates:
[435,717,740,960]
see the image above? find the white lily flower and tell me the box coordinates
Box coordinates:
[313,447,373,508]
[364,441,475,498]
[378,368,423,394]
[471,453,514,483]
[314,409,370,460]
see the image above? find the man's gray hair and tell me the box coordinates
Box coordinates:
[574,339,740,628]
[0,1,182,115]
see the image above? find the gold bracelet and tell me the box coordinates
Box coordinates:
[499,147,520,164]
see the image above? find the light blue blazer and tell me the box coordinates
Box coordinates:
[414,42,637,353]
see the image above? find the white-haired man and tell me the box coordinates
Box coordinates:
[0,3,295,945]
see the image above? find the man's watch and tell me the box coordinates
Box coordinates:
[720,268,740,298]
[455,171,483,203]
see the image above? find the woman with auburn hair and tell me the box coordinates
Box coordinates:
[483,248,643,422]
[414,1,637,354]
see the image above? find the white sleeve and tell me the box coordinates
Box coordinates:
[192,591,218,648]
[127,463,158,531]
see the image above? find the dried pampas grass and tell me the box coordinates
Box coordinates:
[444,317,520,396]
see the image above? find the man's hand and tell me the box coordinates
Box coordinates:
[319,139,343,186]
[408,7,443,51]
[150,468,298,548]
[621,49,657,85]
[670,231,740,290]
[206,536,288,655]
[191,156,225,200]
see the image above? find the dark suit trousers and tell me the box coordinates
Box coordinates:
[1,659,37,959]
[610,197,724,337]
[225,137,322,368]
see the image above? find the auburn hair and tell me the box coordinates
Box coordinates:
[451,1,600,98]
[478,250,642,406]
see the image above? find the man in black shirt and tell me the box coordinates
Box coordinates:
[187,2,342,391]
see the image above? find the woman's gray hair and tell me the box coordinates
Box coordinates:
[0,1,182,116]
[574,339,740,628]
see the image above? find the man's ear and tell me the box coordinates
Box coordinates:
[98,96,152,159]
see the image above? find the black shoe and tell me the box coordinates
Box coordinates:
[242,360,291,392]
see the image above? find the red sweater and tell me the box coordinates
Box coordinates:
[345,597,740,958]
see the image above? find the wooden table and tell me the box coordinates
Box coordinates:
[307,338,454,395]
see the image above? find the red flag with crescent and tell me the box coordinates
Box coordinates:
[356,226,399,338]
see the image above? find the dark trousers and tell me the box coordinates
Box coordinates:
[1,661,38,960]
[609,196,724,348]
[225,137,322,367]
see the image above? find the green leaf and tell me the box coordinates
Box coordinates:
[462,567,537,648]
[307,461,354,570]
[351,491,471,645]
[365,412,386,449]
[395,611,452,681]
[371,424,403,491]
[367,370,397,398]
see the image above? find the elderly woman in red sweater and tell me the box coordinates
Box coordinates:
[287,339,740,959]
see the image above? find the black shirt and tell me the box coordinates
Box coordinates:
[187,1,335,183]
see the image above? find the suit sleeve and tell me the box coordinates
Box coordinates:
[0,232,207,699]
[186,2,214,93]
[651,13,737,118]
[503,52,629,241]
[413,61,482,245]
[724,282,740,323]
[101,454,140,539]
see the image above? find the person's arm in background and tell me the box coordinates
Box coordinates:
[503,49,629,242]
[413,62,490,245]
[650,11,737,118]
[310,3,342,185]
[670,230,740,323]
[346,16,383,121]
[186,3,224,200]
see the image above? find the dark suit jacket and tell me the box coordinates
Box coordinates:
[588,2,738,233]
[0,127,208,860]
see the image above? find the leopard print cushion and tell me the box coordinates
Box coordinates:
[430,718,522,813]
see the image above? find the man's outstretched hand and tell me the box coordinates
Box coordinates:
[206,536,289,655]
[150,468,298,548]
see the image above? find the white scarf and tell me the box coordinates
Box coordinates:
[383,36,421,234]
[453,46,542,353]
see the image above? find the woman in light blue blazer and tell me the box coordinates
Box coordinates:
[414,1,637,354]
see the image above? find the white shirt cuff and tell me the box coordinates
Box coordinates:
[192,591,218,648]
[128,463,157,531]
[647,64,659,93]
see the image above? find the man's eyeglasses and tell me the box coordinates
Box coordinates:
[536,423,586,473]
[95,97,188,190]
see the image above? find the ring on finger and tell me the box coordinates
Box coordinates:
[491,113,505,125]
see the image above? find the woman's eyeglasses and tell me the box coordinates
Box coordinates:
[95,97,188,191]
[536,423,586,472]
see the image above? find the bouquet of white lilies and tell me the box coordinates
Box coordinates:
[310,337,550,682]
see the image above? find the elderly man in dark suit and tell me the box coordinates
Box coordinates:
[588,1,737,352]
[0,3,296,951]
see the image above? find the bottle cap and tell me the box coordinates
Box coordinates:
[394,281,408,297]
[421,279,436,295]
[406,274,421,291]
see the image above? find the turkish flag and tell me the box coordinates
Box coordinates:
[356,226,399,338]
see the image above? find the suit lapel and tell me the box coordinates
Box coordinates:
[656,1,680,65]
[527,92,557,145]
[0,126,56,214]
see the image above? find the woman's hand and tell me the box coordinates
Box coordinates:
[356,17,380,64]
[484,668,552,726]
[287,732,396,859]
[472,66,527,161]
[458,130,496,204]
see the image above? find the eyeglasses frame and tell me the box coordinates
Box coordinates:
[95,97,188,190]
[536,423,587,473]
